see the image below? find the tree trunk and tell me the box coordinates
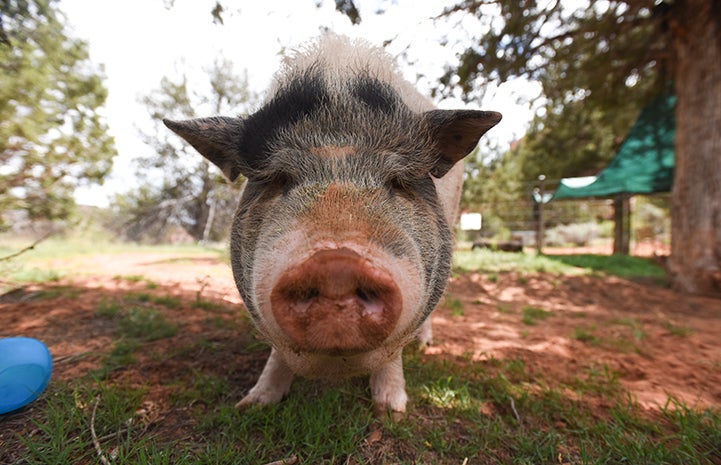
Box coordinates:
[668,0,721,296]
[201,189,217,244]
[189,161,213,242]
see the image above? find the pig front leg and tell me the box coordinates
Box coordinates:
[236,348,294,408]
[417,316,433,346]
[369,352,408,417]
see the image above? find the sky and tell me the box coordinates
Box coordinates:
[60,0,541,207]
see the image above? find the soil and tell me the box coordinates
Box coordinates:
[1,249,720,431]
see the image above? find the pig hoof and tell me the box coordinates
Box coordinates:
[417,335,433,349]
[235,389,285,409]
[417,319,433,346]
[373,402,406,421]
[370,385,408,419]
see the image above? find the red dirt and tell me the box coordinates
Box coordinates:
[2,250,720,417]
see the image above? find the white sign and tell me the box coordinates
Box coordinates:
[460,213,482,231]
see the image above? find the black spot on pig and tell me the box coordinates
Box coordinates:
[351,76,400,115]
[239,69,330,171]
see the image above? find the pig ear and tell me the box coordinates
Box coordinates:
[424,110,502,178]
[163,117,245,182]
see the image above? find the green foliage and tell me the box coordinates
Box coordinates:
[439,1,667,107]
[0,0,116,227]
[460,143,526,210]
[512,102,638,187]
[545,221,602,247]
[442,1,673,219]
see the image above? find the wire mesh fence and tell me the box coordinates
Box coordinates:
[458,181,671,256]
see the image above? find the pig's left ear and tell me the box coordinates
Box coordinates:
[163,117,246,182]
[424,110,502,178]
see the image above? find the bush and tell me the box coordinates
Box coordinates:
[545,221,600,246]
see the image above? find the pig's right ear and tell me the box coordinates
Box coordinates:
[424,110,502,178]
[163,117,246,182]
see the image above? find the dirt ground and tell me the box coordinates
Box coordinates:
[2,249,720,420]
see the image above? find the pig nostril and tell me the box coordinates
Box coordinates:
[355,287,373,303]
[285,287,319,303]
[303,288,320,301]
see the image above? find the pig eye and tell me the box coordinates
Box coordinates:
[388,177,410,195]
[275,173,296,196]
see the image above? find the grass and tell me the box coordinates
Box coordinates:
[454,249,577,275]
[6,349,720,464]
[572,321,646,354]
[544,253,667,280]
[4,240,718,463]
[444,294,465,316]
[521,306,554,325]
[455,248,666,280]
[665,321,695,337]
[0,234,225,292]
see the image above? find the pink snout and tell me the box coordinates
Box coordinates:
[270,248,402,355]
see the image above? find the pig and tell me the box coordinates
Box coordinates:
[163,33,501,416]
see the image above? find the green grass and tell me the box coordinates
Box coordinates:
[4,346,720,464]
[454,249,666,280]
[572,323,645,354]
[4,239,715,464]
[92,297,179,377]
[444,294,465,316]
[521,306,554,325]
[114,275,159,289]
[454,249,577,275]
[0,235,225,261]
[665,321,695,337]
[116,307,178,341]
[573,327,602,345]
[612,317,647,341]
[0,235,225,292]
[544,253,666,279]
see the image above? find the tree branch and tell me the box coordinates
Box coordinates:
[90,395,111,465]
[0,232,53,262]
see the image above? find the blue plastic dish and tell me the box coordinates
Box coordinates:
[0,337,53,414]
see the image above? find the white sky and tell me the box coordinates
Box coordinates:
[60,0,541,207]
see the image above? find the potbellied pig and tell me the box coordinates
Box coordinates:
[164,34,501,415]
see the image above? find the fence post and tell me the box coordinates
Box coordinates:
[613,194,631,255]
[536,174,546,254]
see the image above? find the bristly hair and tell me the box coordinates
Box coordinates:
[239,34,440,184]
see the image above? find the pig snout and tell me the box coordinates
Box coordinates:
[270,248,402,355]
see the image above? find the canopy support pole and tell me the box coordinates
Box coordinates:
[613,194,631,255]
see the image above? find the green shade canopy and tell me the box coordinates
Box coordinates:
[552,94,675,200]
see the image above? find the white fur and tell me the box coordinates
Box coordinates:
[236,349,294,407]
[272,33,434,114]
[369,353,408,413]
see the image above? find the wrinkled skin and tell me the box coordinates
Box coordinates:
[164,34,501,415]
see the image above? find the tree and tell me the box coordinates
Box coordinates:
[436,0,721,296]
[0,0,116,228]
[116,58,256,243]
